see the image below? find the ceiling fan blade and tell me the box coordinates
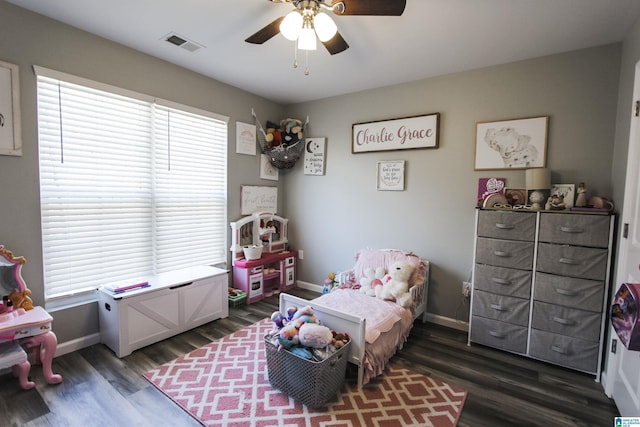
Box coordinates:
[245,16,285,44]
[332,0,406,16]
[322,31,349,55]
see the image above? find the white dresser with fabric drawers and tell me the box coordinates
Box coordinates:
[469,209,615,380]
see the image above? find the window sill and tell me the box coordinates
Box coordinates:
[45,290,98,313]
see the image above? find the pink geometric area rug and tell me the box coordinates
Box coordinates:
[143,318,467,427]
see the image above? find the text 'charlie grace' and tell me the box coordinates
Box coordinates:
[355,125,434,146]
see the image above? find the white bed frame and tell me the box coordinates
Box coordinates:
[279,262,429,388]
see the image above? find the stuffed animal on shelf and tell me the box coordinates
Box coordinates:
[298,323,333,349]
[375,261,415,308]
[280,118,303,146]
[359,266,386,297]
[264,120,282,149]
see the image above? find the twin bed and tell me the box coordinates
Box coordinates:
[278,248,430,388]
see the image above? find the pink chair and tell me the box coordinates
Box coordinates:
[0,341,35,389]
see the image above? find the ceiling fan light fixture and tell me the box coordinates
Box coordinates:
[313,12,337,42]
[298,26,317,50]
[280,10,302,41]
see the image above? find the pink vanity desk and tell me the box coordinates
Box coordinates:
[0,245,62,389]
[0,306,62,387]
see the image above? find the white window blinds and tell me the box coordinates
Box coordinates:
[36,68,228,301]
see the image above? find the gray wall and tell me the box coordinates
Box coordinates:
[0,1,283,344]
[285,45,621,323]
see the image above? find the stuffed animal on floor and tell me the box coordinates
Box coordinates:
[359,266,386,297]
[375,261,415,308]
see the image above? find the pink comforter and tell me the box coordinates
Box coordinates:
[313,289,414,384]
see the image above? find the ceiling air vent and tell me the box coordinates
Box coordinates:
[163,32,204,52]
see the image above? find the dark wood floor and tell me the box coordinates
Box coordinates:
[1,287,619,427]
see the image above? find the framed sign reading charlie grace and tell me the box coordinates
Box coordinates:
[352,113,440,153]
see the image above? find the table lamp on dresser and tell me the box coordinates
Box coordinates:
[526,168,551,210]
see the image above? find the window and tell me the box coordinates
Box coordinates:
[35,67,228,303]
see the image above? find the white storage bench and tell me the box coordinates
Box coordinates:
[98,265,229,357]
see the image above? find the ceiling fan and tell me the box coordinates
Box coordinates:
[245,0,407,55]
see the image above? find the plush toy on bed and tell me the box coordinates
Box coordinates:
[375,260,415,308]
[359,266,386,297]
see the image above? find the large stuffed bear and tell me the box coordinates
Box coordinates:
[375,261,414,308]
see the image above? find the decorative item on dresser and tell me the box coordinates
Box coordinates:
[525,167,551,210]
[469,209,615,380]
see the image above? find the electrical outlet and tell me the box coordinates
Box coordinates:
[298,250,304,260]
[462,281,472,298]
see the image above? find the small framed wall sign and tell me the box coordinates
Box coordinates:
[236,121,256,155]
[304,137,326,175]
[0,60,22,156]
[241,185,277,215]
[260,154,279,181]
[377,160,405,191]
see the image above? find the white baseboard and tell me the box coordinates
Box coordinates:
[296,280,323,293]
[55,332,101,357]
[47,297,467,363]
[296,281,469,332]
[424,313,469,332]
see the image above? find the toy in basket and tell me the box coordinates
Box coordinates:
[253,111,308,169]
[228,288,246,307]
[264,335,350,408]
[265,306,351,408]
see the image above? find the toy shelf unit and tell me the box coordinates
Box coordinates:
[233,251,296,303]
[230,211,296,303]
[230,211,289,261]
[98,265,228,357]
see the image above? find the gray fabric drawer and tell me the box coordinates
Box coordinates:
[529,329,599,373]
[477,210,536,241]
[538,213,610,248]
[470,316,527,354]
[534,272,604,312]
[476,237,534,270]
[472,290,530,326]
[531,301,602,342]
[474,264,532,299]
[536,243,608,280]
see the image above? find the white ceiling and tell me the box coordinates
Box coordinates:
[7,0,640,104]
